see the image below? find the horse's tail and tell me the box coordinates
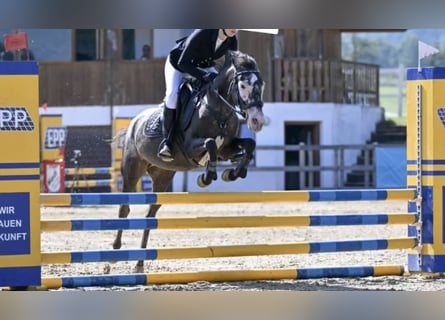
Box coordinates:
[109,128,128,151]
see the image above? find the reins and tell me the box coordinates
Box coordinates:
[212,68,263,120]
[214,88,247,119]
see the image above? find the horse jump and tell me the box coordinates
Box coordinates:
[38,189,416,289]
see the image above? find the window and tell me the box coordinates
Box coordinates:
[75,29,97,61]
[122,29,135,60]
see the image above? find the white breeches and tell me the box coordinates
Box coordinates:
[163,58,185,110]
[163,57,217,110]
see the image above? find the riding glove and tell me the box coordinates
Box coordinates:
[202,72,218,83]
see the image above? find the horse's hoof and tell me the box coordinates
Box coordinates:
[133,265,145,274]
[103,264,111,274]
[222,169,236,182]
[112,240,121,250]
[239,168,247,179]
[197,174,210,187]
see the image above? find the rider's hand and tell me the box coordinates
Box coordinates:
[202,72,218,84]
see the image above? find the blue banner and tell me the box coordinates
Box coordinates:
[0,193,30,255]
[375,146,406,188]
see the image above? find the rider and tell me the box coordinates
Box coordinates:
[158,29,239,162]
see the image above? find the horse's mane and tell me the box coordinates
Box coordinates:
[230,51,258,72]
[212,51,261,93]
[213,50,258,73]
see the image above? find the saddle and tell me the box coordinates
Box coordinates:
[143,79,204,140]
[177,80,205,132]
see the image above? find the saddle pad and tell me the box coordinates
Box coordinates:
[143,108,163,138]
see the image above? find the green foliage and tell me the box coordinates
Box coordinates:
[342,30,445,126]
[342,30,445,68]
[379,68,406,124]
[344,35,398,67]
[398,34,418,68]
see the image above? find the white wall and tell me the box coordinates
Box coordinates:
[40,102,384,190]
[252,103,383,189]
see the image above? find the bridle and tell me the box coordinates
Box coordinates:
[214,67,264,119]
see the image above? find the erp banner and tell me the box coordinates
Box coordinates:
[0,61,41,287]
[40,114,65,161]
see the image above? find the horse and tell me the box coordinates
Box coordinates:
[112,50,266,272]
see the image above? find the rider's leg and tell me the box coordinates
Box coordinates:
[158,105,176,161]
[158,57,183,162]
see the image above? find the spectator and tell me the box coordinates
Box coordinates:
[140,44,151,60]
[19,48,35,60]
[0,47,34,61]
[1,51,14,60]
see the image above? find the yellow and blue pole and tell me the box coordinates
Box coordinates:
[407,67,445,272]
[0,61,41,286]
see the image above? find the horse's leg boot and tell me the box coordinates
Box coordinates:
[158,107,176,162]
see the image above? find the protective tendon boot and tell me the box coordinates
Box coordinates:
[157,107,176,162]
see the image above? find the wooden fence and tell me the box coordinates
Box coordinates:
[38,58,379,107]
[273,58,379,106]
[39,58,167,106]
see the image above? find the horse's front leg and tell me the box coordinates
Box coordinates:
[198,138,219,187]
[134,167,175,273]
[186,137,218,187]
[220,137,256,182]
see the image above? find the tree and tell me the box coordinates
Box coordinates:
[343,34,398,67]
[398,34,419,68]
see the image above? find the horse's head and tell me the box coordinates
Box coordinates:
[217,51,266,133]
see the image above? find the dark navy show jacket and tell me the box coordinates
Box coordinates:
[169,29,238,80]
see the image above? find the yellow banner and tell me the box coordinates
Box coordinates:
[0,62,41,286]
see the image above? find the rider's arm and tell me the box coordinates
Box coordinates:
[177,29,218,81]
[230,35,238,51]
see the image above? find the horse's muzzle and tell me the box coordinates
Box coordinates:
[246,107,265,132]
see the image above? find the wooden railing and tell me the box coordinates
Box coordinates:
[38,58,379,107]
[273,58,379,106]
[39,59,167,106]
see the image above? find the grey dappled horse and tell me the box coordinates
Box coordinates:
[113,51,266,272]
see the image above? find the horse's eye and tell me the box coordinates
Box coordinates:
[240,84,246,89]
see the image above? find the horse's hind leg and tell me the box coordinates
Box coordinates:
[112,150,148,250]
[134,166,176,273]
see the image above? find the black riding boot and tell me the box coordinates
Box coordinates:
[158,107,176,162]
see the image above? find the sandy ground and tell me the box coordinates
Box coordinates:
[40,200,445,291]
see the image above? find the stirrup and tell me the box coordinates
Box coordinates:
[158,145,174,162]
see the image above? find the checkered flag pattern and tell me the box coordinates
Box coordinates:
[0,107,34,131]
[437,108,445,128]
